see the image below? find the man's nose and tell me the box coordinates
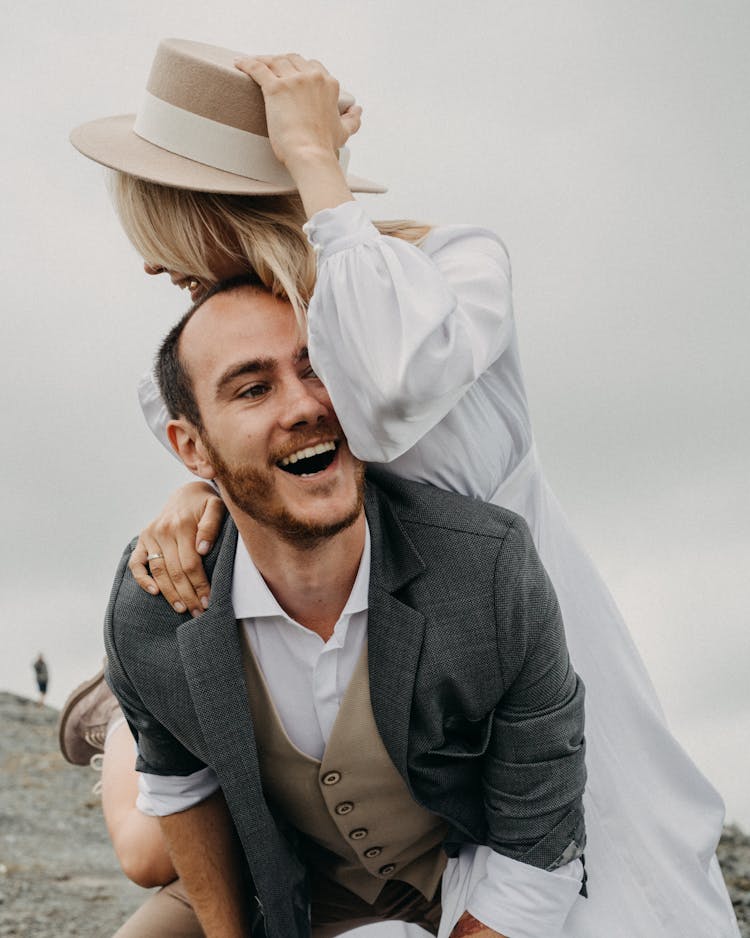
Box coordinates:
[280,379,331,429]
[143,262,165,276]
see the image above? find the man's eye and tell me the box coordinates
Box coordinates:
[240,384,268,399]
[302,366,320,380]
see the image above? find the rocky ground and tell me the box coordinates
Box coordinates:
[1,690,749,936]
[0,693,143,936]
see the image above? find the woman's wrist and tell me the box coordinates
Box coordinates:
[285,148,354,219]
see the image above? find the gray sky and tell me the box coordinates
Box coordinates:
[2,1,749,826]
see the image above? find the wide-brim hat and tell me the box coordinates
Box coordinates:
[70,38,386,196]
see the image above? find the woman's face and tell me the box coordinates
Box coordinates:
[143,255,249,303]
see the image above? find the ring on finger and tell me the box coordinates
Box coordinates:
[146,552,164,562]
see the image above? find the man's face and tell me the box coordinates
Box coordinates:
[177,287,365,547]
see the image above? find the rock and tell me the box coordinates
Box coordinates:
[718,824,750,935]
[0,692,144,936]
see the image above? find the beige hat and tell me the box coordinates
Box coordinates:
[70,38,386,195]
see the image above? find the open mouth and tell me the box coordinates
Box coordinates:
[277,441,338,477]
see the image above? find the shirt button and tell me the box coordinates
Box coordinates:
[379,863,396,876]
[335,802,354,816]
[364,847,382,859]
[321,771,341,786]
[349,828,368,841]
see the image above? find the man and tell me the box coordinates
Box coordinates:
[33,653,48,706]
[104,275,586,938]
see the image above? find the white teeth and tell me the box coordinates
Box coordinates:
[279,441,336,467]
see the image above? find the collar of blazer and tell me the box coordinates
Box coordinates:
[175,475,429,839]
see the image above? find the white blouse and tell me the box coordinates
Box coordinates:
[305,204,530,497]
[137,200,739,938]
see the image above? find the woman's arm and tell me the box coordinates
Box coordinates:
[101,719,177,887]
[236,55,515,463]
[307,209,514,462]
[234,54,360,219]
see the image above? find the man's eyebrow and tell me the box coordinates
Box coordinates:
[295,346,310,363]
[215,358,276,395]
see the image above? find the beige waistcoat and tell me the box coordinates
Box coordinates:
[240,632,448,904]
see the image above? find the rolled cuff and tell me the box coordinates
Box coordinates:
[137,766,220,817]
[466,850,583,938]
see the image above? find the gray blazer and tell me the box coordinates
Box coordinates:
[105,472,586,938]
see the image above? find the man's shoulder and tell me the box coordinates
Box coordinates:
[107,516,234,630]
[106,537,176,632]
[365,470,531,547]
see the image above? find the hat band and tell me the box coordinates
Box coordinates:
[134,91,301,186]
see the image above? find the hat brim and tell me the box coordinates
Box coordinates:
[71,114,387,195]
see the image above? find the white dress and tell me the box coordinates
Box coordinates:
[139,201,739,937]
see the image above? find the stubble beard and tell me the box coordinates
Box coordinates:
[202,434,366,550]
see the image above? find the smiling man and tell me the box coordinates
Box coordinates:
[104,276,587,938]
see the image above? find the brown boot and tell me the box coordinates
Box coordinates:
[58,665,122,765]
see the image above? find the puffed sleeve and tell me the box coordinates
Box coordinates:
[137,369,175,458]
[304,201,514,463]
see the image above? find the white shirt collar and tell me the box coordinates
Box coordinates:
[231,520,371,622]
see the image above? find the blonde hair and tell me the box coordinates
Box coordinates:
[111,173,432,325]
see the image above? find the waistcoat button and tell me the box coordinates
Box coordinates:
[364,847,382,859]
[379,863,396,876]
[349,828,368,840]
[321,771,341,785]
[335,802,354,816]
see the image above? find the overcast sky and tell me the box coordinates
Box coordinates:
[2,1,748,827]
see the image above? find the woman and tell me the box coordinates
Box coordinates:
[65,39,738,938]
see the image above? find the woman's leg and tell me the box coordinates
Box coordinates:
[102,719,177,887]
[59,667,176,887]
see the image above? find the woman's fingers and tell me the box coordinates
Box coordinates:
[175,537,212,616]
[234,56,277,88]
[234,52,348,175]
[129,483,221,615]
[154,550,201,617]
[306,58,330,76]
[264,55,299,78]
[135,533,192,615]
[196,496,227,556]
[128,538,160,597]
[285,53,318,74]
[340,104,363,138]
[234,55,298,84]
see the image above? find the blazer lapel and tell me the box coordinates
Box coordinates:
[365,482,427,780]
[176,520,271,836]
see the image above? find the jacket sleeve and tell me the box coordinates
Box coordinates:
[103,541,207,778]
[486,518,587,871]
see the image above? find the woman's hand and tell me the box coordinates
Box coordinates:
[234,54,361,218]
[128,482,226,616]
[234,53,362,168]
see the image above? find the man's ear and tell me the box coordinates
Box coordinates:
[167,419,216,481]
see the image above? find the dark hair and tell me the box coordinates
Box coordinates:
[156,272,266,429]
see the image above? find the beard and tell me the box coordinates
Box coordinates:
[202,425,366,549]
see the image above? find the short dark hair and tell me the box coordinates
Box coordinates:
[156,272,266,429]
